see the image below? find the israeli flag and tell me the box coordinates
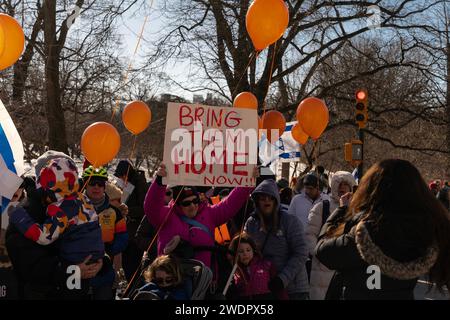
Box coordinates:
[0,98,24,215]
[258,121,302,168]
[352,167,359,185]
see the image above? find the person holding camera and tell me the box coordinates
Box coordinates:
[305,171,356,300]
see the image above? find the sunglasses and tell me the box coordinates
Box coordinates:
[179,197,200,207]
[154,277,174,286]
[166,191,173,196]
[88,180,106,187]
[256,194,274,201]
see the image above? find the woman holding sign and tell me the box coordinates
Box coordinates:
[144,164,255,294]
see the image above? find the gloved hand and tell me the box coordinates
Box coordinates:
[268,276,284,292]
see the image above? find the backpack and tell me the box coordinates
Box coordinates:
[321,200,330,227]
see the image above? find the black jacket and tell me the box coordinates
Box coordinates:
[315,207,438,300]
[5,194,91,299]
[125,170,149,241]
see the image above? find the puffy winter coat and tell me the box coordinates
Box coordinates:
[245,180,309,295]
[144,180,252,268]
[315,207,439,300]
[306,171,356,300]
[232,256,275,298]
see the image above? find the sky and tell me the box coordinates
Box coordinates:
[64,0,194,101]
[115,0,196,101]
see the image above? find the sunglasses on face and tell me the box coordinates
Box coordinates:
[88,180,106,187]
[179,197,200,207]
[154,277,174,286]
[256,194,274,201]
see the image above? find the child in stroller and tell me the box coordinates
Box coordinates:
[131,237,212,300]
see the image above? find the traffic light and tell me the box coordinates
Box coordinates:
[355,89,368,128]
[344,140,363,167]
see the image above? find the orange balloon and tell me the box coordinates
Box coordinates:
[81,122,120,167]
[122,101,152,135]
[291,123,309,145]
[262,110,286,143]
[246,0,289,51]
[296,97,329,140]
[233,92,258,109]
[0,14,25,71]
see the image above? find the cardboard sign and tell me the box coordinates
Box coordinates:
[113,177,135,204]
[163,103,258,187]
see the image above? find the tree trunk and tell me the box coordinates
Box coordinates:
[43,0,68,153]
[281,162,290,181]
[12,4,44,106]
[446,42,450,179]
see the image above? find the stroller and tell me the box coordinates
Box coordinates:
[131,257,212,300]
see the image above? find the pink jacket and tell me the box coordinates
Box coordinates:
[233,256,289,299]
[144,181,253,267]
[234,257,273,297]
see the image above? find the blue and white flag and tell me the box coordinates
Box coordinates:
[352,167,359,185]
[258,121,302,167]
[0,98,24,215]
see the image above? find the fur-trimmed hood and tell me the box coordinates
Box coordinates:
[330,171,356,202]
[354,221,438,280]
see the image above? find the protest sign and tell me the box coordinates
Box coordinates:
[163,103,258,187]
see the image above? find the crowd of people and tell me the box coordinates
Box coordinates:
[1,150,449,300]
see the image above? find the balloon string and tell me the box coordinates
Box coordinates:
[79,172,93,194]
[223,194,252,295]
[230,51,257,100]
[123,185,185,298]
[110,10,151,123]
[123,135,138,187]
[234,197,250,266]
[313,138,320,164]
[260,42,277,123]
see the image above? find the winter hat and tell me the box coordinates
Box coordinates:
[329,171,357,201]
[37,157,79,202]
[276,178,289,190]
[172,186,199,204]
[105,182,122,201]
[34,150,73,177]
[114,160,134,178]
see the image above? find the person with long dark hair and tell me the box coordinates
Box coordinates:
[315,159,450,300]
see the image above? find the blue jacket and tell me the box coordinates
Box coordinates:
[245,179,309,294]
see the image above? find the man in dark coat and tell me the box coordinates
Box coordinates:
[114,160,149,281]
